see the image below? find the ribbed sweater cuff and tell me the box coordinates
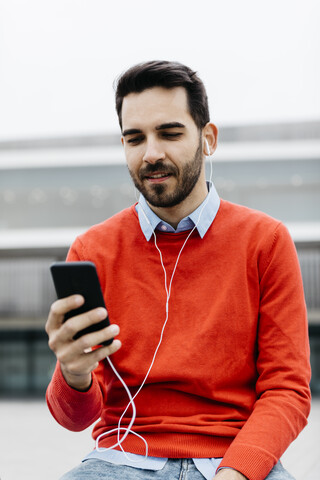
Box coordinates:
[46,362,102,431]
[217,444,277,480]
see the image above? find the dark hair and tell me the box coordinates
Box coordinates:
[114,60,210,130]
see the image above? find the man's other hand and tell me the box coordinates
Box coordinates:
[215,469,248,480]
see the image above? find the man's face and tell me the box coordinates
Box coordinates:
[121,87,205,208]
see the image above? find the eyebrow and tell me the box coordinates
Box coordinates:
[122,128,142,137]
[122,122,185,137]
[155,122,186,131]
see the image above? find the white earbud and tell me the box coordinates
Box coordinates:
[205,139,211,156]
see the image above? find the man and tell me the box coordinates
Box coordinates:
[46,61,311,480]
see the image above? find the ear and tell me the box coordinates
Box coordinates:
[202,123,218,156]
[121,136,124,146]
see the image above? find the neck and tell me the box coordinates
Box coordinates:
[147,179,208,229]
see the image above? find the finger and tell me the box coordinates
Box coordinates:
[59,339,122,377]
[75,324,120,353]
[46,295,84,333]
[60,307,108,342]
[87,339,122,364]
[47,306,110,356]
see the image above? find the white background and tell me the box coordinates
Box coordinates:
[0,0,319,139]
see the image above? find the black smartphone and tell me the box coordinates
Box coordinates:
[50,261,113,346]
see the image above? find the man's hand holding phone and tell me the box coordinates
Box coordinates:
[46,262,121,391]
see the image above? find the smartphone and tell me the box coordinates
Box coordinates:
[50,261,113,346]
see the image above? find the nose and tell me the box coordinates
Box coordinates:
[142,138,165,164]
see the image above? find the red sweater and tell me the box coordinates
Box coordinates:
[46,200,311,480]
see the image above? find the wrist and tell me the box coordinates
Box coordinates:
[60,366,92,391]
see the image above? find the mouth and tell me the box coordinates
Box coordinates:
[144,172,173,184]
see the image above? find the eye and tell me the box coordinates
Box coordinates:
[127,136,144,145]
[162,132,183,140]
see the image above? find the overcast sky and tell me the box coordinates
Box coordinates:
[0,0,319,140]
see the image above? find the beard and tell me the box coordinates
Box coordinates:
[127,139,203,208]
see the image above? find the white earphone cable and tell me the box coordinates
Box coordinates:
[95,145,213,459]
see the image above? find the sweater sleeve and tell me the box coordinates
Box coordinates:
[46,361,104,431]
[46,236,105,432]
[217,222,311,480]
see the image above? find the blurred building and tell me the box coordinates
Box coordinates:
[0,121,319,397]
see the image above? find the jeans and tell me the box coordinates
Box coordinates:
[60,458,295,479]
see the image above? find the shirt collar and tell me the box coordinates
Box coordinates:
[136,181,220,241]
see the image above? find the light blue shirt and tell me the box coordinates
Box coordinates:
[136,181,220,241]
[83,182,228,479]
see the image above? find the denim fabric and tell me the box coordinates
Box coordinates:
[60,458,295,480]
[265,461,295,480]
[60,458,205,480]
